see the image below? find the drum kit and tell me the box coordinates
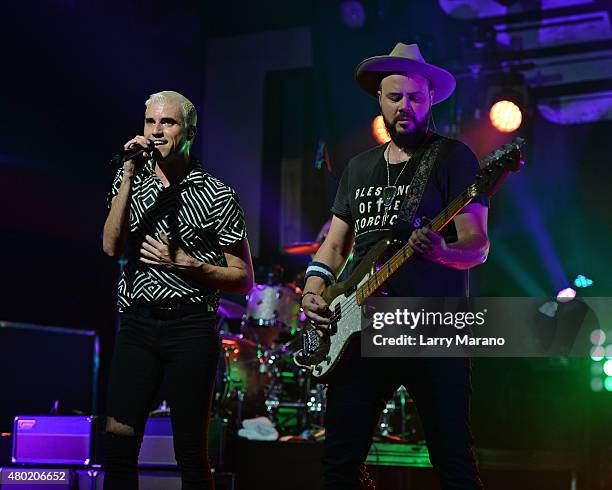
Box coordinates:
[215,277,326,434]
[213,221,421,440]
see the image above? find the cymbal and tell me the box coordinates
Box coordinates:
[218,298,245,320]
[282,241,321,255]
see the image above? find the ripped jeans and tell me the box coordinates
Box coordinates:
[103,307,220,490]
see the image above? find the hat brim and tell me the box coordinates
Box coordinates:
[355,56,456,105]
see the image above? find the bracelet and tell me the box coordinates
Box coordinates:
[300,291,318,307]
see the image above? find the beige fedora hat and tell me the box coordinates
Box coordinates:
[355,42,456,104]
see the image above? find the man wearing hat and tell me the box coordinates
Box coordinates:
[301,43,489,489]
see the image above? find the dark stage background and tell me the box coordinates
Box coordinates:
[2,1,612,488]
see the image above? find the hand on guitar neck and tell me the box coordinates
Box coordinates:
[408,207,490,270]
[407,224,449,260]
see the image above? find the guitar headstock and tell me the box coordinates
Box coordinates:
[470,137,526,198]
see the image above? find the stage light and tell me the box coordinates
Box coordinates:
[591,377,604,392]
[538,301,558,318]
[556,287,576,303]
[486,71,528,133]
[489,100,522,132]
[590,329,606,345]
[574,274,593,288]
[590,341,612,393]
[591,345,605,361]
[590,329,612,391]
[372,115,391,144]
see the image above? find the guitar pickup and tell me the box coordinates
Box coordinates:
[334,303,341,319]
[328,303,341,335]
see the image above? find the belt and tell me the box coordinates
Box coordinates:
[126,302,216,321]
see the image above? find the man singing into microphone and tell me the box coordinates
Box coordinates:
[102,90,254,489]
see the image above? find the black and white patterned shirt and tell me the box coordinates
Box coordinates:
[107,158,247,311]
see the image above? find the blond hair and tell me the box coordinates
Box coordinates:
[145,90,197,128]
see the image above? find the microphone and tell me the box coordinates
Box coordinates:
[110,141,155,166]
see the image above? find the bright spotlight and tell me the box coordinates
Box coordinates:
[372,115,390,144]
[556,287,576,303]
[489,100,522,133]
[486,71,528,133]
[574,274,593,288]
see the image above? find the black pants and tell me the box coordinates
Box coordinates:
[323,341,483,490]
[103,308,220,490]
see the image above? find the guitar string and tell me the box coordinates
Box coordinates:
[304,147,520,359]
[325,200,461,325]
[323,190,472,326]
[318,145,519,330]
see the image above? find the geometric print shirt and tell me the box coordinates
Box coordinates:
[107,157,247,312]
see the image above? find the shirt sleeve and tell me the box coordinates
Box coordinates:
[331,164,352,221]
[106,167,125,210]
[442,141,490,211]
[215,189,248,246]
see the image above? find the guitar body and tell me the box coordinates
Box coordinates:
[294,239,391,381]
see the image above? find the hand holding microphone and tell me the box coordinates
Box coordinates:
[112,135,155,180]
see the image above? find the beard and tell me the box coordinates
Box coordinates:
[383,111,430,149]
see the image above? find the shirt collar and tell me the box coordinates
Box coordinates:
[141,156,207,189]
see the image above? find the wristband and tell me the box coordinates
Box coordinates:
[305,261,336,287]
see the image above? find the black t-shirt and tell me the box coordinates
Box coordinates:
[331,133,489,297]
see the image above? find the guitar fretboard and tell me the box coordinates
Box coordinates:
[355,185,477,305]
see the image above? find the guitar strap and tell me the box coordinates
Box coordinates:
[393,135,445,232]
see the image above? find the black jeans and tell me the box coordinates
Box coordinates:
[104,308,220,490]
[323,341,483,490]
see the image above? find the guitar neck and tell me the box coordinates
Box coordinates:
[355,186,477,305]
